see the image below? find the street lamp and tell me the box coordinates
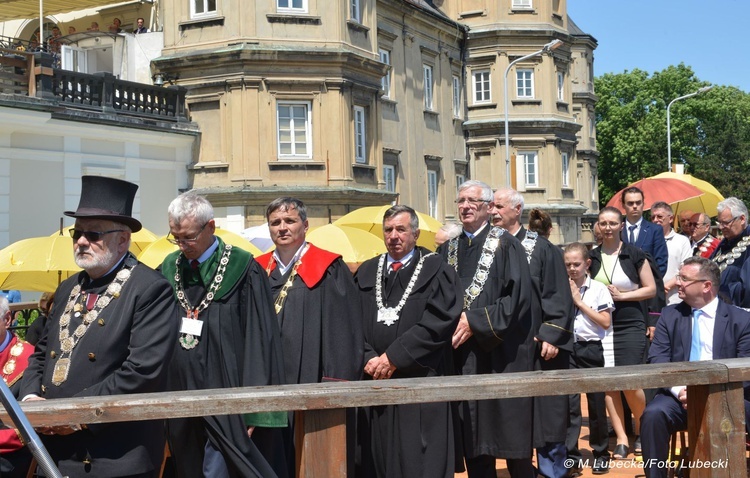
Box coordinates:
[667,85,713,171]
[503,39,563,187]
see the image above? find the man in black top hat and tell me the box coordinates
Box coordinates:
[18,175,180,478]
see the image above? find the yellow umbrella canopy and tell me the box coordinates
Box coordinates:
[333,205,443,251]
[651,172,725,218]
[305,224,387,264]
[137,228,263,269]
[0,234,81,292]
[50,227,158,255]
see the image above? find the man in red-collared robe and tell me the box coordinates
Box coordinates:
[691,213,719,258]
[0,297,34,477]
[255,197,364,476]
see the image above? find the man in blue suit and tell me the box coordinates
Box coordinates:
[621,187,668,278]
[640,256,750,478]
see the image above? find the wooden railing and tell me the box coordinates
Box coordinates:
[2,359,749,477]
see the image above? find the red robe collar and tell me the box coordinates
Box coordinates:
[256,243,341,289]
[0,334,33,387]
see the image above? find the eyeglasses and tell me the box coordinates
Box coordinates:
[675,274,710,286]
[167,222,208,245]
[455,198,488,207]
[717,216,740,228]
[690,222,709,228]
[69,228,124,242]
[598,221,621,229]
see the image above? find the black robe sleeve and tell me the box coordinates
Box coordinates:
[532,238,574,350]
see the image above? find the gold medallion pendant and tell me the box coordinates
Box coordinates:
[52,358,71,386]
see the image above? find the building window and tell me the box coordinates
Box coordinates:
[354,106,367,164]
[517,151,538,188]
[423,64,434,111]
[427,170,438,217]
[277,0,307,13]
[473,70,490,104]
[452,75,461,117]
[512,0,532,8]
[456,173,466,194]
[384,165,396,192]
[192,0,217,18]
[351,0,361,22]
[557,71,564,101]
[516,69,534,98]
[277,101,311,159]
[561,152,569,188]
[589,117,595,137]
[380,49,391,98]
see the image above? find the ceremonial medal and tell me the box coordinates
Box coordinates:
[448,227,504,309]
[52,358,71,386]
[377,307,400,327]
[174,244,233,350]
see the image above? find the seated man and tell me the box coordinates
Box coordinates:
[641,257,750,478]
[0,297,34,477]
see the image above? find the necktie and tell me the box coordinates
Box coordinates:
[690,309,702,361]
[390,261,402,272]
[628,224,637,244]
[190,259,200,271]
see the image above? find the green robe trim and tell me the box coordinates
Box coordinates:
[161,237,250,301]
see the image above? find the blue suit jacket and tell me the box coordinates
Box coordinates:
[622,220,668,278]
[649,300,750,365]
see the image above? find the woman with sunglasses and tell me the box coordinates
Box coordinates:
[589,206,656,460]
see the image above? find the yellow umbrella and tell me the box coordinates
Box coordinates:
[651,172,725,219]
[137,228,263,269]
[333,205,443,251]
[49,227,158,255]
[305,224,387,264]
[0,234,81,292]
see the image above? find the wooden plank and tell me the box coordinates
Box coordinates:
[686,382,746,478]
[0,361,731,428]
[716,357,750,382]
[297,409,346,478]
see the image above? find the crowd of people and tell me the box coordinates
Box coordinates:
[0,175,749,478]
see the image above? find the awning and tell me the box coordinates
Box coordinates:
[0,0,111,21]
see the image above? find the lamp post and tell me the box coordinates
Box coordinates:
[503,39,563,187]
[667,85,713,172]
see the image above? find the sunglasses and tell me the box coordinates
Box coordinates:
[69,228,124,242]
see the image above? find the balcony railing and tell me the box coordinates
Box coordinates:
[0,49,187,122]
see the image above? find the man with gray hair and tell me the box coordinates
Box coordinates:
[439,180,536,478]
[162,191,286,478]
[492,187,576,477]
[19,175,180,477]
[435,222,463,247]
[690,213,718,258]
[650,201,692,305]
[710,197,750,307]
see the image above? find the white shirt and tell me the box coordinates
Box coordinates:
[625,217,643,242]
[387,248,415,271]
[574,275,615,342]
[272,241,308,275]
[664,229,694,305]
[670,296,719,397]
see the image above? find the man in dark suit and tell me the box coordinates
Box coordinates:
[640,256,750,478]
[19,176,181,478]
[620,186,668,277]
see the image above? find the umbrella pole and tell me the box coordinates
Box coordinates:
[0,379,62,478]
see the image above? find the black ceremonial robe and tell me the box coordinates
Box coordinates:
[162,239,286,478]
[355,247,463,478]
[517,227,574,446]
[438,225,535,460]
[256,244,363,385]
[255,244,363,476]
[18,254,180,478]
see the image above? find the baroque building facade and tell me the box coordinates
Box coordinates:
[152,0,599,240]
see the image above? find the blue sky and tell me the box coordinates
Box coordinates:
[567,0,750,92]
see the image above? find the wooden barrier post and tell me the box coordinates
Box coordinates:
[686,382,746,478]
[297,409,347,478]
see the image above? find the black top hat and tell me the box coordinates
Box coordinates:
[64,176,143,232]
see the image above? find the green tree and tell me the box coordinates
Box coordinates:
[594,64,750,205]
